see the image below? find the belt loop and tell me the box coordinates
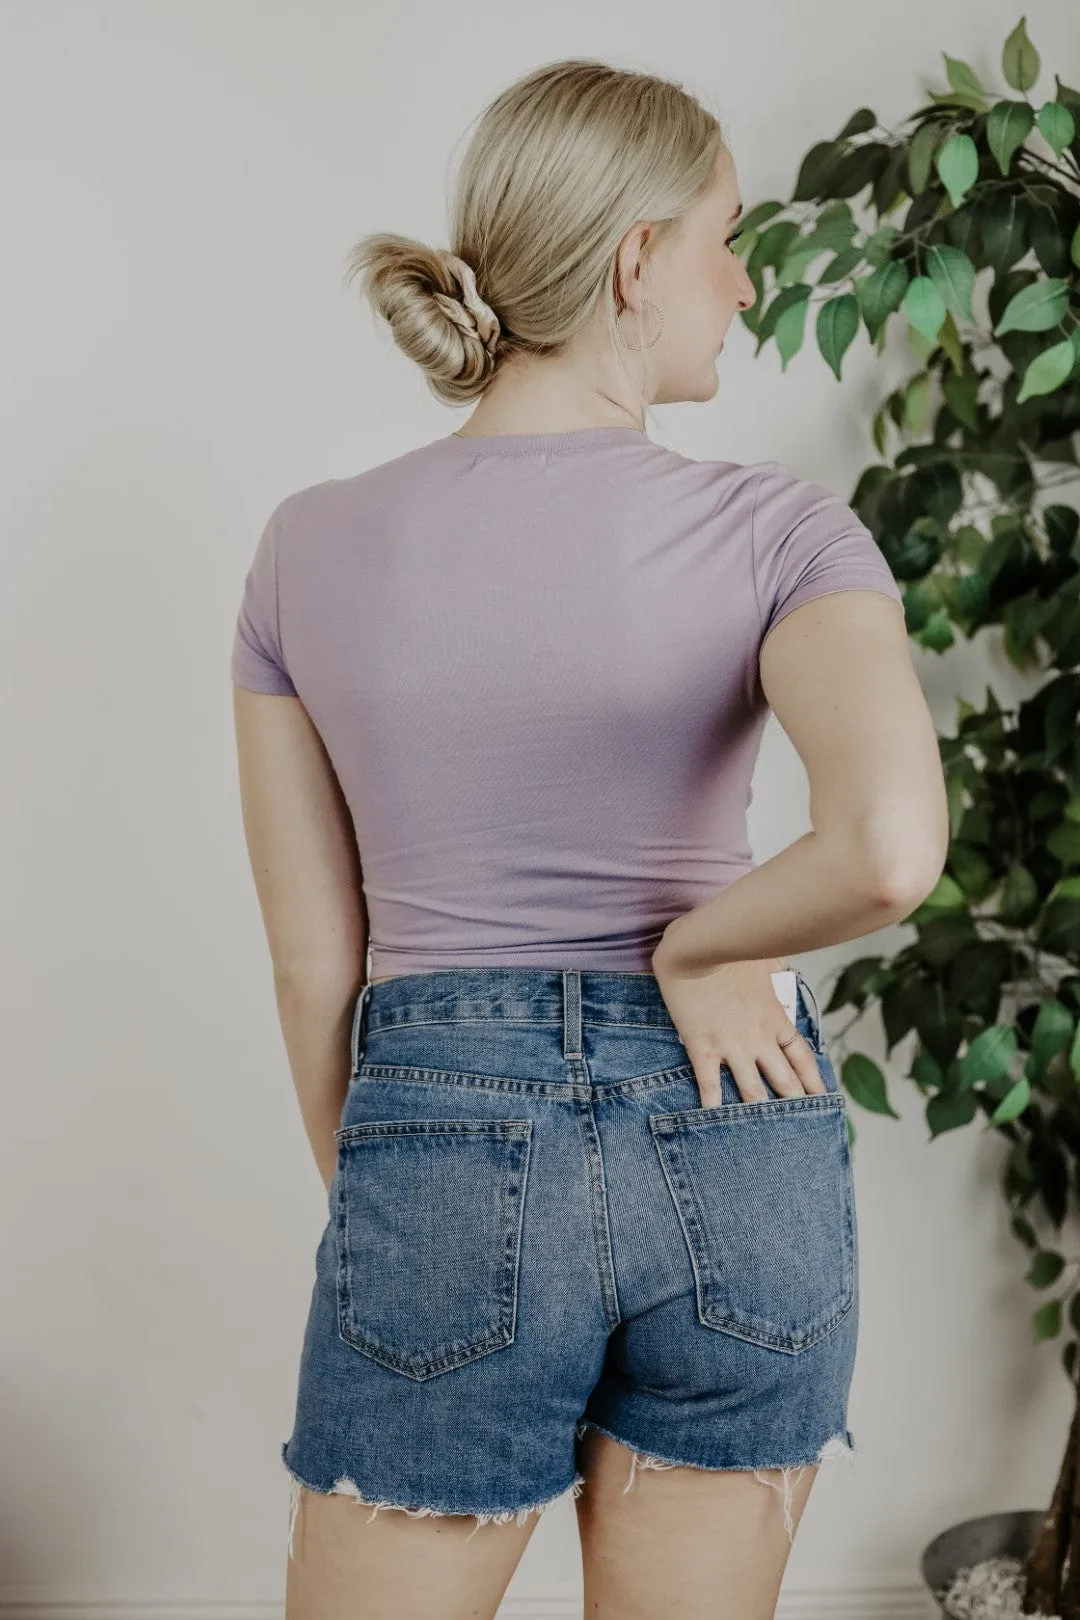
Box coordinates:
[350,981,372,1076]
[562,969,582,1060]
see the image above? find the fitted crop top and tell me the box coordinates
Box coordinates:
[231,426,904,978]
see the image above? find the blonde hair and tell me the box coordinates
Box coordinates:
[343,58,727,410]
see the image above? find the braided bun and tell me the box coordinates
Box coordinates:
[344,234,503,405]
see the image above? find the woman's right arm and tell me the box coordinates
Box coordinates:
[653,587,949,974]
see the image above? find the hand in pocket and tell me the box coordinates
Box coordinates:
[650,954,826,1107]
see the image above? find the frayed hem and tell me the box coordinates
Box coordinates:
[575,1419,858,1544]
[282,1454,585,1561]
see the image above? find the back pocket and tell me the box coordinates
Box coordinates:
[649,1094,855,1355]
[333,1117,533,1380]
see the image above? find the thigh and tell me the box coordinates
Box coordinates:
[286,1484,540,1620]
[573,1427,818,1620]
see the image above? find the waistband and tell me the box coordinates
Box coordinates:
[349,966,822,1071]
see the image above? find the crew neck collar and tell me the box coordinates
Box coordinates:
[441,426,651,455]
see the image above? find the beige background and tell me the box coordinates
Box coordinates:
[2,0,1077,1614]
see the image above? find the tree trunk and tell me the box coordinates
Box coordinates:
[1024,1383,1080,1615]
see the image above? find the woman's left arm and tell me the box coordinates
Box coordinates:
[232,686,368,1193]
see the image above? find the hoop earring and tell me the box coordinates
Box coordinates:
[616,297,663,351]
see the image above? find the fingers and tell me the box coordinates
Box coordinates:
[690,1030,827,1107]
[754,1031,829,1098]
[692,1060,725,1110]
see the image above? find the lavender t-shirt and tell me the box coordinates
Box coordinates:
[231,426,904,978]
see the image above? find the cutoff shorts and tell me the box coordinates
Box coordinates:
[281,965,859,1541]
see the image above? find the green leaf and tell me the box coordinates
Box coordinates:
[755,284,812,348]
[942,368,981,430]
[1070,221,1080,272]
[959,1023,1018,1087]
[1031,999,1076,1066]
[1037,100,1075,155]
[903,276,947,344]
[934,133,979,208]
[902,371,932,434]
[918,872,968,911]
[856,261,909,338]
[1034,1301,1063,1345]
[987,99,1035,174]
[1034,1298,1062,1340]
[1000,862,1039,920]
[863,224,901,267]
[908,119,949,194]
[1016,338,1080,403]
[926,1087,979,1135]
[944,54,990,106]
[871,404,888,456]
[925,244,976,323]
[738,200,786,235]
[936,308,966,373]
[818,246,865,285]
[748,220,802,275]
[816,294,860,379]
[795,220,858,257]
[837,108,878,139]
[841,1053,900,1117]
[918,606,955,651]
[989,1075,1032,1125]
[994,277,1070,335]
[951,568,990,618]
[777,247,828,288]
[981,192,1031,275]
[913,1048,946,1091]
[791,141,846,203]
[774,296,809,369]
[929,88,990,115]
[1048,819,1080,862]
[1003,17,1040,94]
[1028,1250,1066,1287]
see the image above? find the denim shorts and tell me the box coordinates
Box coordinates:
[281,966,859,1554]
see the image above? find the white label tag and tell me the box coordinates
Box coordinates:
[771,969,799,1025]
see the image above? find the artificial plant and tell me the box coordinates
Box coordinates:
[734,17,1080,1614]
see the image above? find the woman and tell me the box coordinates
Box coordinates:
[232,57,947,1620]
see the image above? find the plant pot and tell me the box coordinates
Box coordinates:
[921,1511,1049,1616]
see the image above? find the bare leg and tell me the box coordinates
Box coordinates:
[574,1426,821,1620]
[284,1475,576,1620]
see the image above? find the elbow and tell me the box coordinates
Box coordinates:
[868,848,949,914]
[847,792,952,915]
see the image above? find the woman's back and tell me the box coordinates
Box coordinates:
[230,426,903,978]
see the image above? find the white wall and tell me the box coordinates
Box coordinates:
[2,2,1077,1615]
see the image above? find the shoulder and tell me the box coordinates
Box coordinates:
[749,459,864,538]
[643,449,838,521]
[635,445,779,523]
[269,441,459,552]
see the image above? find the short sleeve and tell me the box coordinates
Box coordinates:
[230,503,298,696]
[751,460,904,641]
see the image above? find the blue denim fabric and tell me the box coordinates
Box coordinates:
[281,966,859,1538]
